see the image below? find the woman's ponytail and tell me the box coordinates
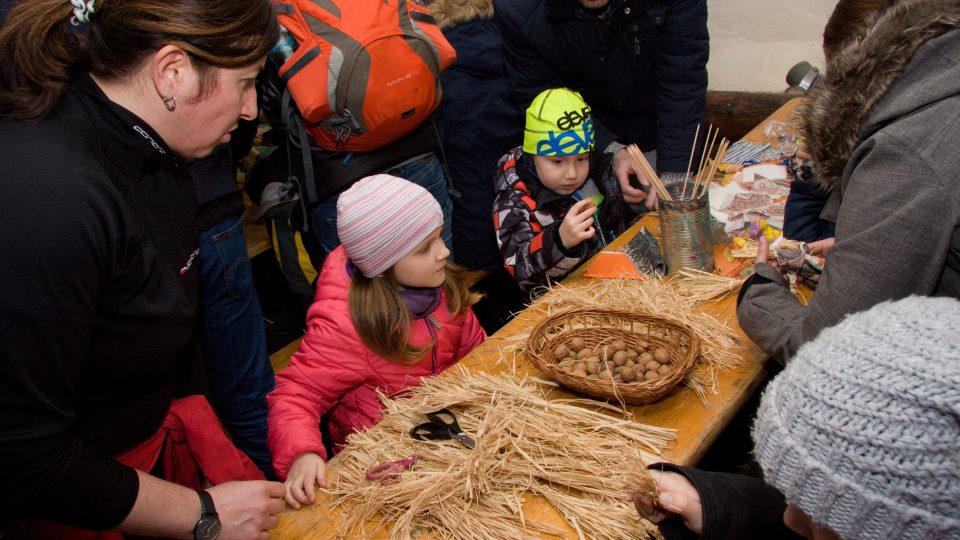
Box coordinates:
[0,0,89,121]
[0,0,278,122]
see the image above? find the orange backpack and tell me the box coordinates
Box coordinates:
[272,0,456,153]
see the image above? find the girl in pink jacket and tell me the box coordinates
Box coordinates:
[267,174,486,509]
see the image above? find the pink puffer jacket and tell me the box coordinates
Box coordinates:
[267,246,485,479]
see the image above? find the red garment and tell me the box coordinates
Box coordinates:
[27,395,263,539]
[267,246,485,479]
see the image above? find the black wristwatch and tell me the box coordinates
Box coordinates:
[193,490,221,540]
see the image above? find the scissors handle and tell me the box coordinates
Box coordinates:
[364,455,417,486]
[410,408,476,449]
[410,422,451,441]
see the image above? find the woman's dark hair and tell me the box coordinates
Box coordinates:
[823,0,897,58]
[0,0,279,121]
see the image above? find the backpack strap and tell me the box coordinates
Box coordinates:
[282,89,316,232]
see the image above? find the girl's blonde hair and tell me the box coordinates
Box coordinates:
[348,262,481,364]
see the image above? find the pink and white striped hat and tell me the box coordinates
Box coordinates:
[336,174,443,278]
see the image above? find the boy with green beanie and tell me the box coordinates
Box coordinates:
[493,88,628,292]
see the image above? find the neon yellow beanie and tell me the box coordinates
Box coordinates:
[522,88,595,156]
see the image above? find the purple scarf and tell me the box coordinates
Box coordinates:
[402,286,442,319]
[346,261,441,318]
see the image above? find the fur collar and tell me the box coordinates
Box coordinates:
[427,0,494,30]
[803,0,960,189]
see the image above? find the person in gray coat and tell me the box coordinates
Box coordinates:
[636,296,960,540]
[737,0,960,363]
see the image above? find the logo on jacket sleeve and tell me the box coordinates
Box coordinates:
[180,248,200,276]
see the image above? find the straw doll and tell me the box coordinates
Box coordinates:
[267,175,486,508]
[493,88,628,293]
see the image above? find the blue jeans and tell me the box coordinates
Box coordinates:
[310,152,454,256]
[198,215,276,479]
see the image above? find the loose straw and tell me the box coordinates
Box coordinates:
[626,144,672,202]
[668,269,744,305]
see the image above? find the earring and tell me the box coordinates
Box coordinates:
[162,95,176,112]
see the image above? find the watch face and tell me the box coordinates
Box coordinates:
[196,516,221,540]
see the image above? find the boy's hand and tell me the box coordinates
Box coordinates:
[630,470,703,533]
[283,452,327,509]
[559,199,597,250]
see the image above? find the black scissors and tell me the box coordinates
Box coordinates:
[410,408,476,449]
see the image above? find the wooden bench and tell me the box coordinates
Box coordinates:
[243,211,272,259]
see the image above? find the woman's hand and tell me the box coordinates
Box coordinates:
[630,470,704,534]
[612,148,658,210]
[207,480,286,540]
[755,235,784,274]
[559,199,597,250]
[806,237,835,258]
[283,452,327,509]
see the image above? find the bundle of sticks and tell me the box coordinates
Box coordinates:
[625,124,729,202]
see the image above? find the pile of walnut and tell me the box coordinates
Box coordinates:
[554,337,674,384]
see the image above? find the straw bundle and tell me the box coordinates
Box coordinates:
[667,269,744,306]
[319,368,672,539]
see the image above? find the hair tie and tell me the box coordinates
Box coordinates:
[70,0,95,27]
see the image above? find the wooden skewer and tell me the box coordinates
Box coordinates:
[628,145,668,201]
[692,137,718,200]
[708,138,730,197]
[697,137,729,199]
[692,126,718,199]
[693,124,715,193]
[702,138,730,197]
[626,144,672,201]
[681,124,700,201]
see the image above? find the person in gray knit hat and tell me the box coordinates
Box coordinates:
[633,295,960,539]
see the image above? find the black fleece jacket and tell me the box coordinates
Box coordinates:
[0,74,205,530]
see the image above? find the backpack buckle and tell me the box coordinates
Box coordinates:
[332,109,361,144]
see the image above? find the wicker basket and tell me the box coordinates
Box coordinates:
[526,308,701,405]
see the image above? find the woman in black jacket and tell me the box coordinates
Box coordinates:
[0,1,285,538]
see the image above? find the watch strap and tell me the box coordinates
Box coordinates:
[197,489,218,517]
[193,489,221,540]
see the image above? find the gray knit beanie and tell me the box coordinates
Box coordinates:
[752,296,960,540]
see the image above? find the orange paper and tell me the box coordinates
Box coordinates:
[584,252,646,279]
[713,244,753,278]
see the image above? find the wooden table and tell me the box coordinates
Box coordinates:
[271,99,803,538]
